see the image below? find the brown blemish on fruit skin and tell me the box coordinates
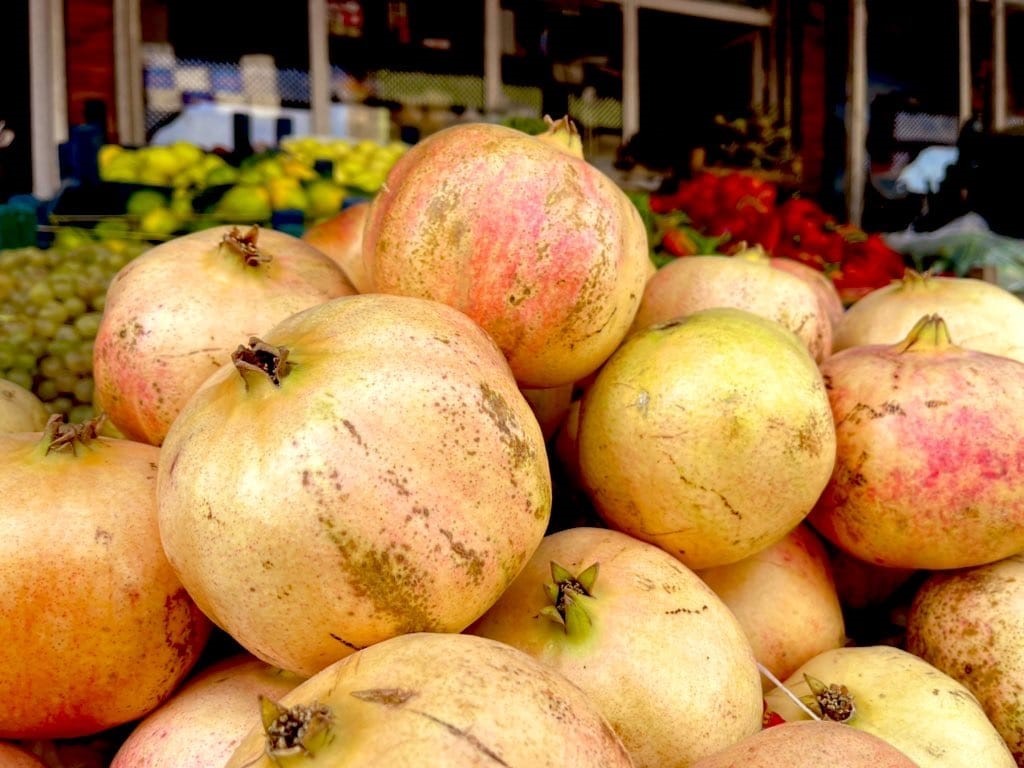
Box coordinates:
[318,515,434,635]
[478,383,533,468]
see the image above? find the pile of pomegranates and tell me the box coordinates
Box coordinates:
[3,116,1024,768]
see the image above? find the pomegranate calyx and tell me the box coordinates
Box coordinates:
[222,225,273,267]
[542,561,599,637]
[38,413,105,456]
[537,115,584,159]
[897,313,955,353]
[232,337,292,387]
[258,695,334,761]
[801,674,856,723]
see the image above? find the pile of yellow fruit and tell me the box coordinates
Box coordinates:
[95,137,409,237]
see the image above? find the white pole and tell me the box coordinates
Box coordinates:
[484,0,505,114]
[29,0,60,198]
[621,0,640,143]
[114,0,145,145]
[308,0,331,135]
[846,0,867,227]
[50,0,68,144]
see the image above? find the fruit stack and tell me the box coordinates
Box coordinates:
[2,117,1024,768]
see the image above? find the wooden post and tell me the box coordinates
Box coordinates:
[484,0,505,114]
[958,0,972,126]
[846,0,867,227]
[993,0,1007,131]
[621,0,640,143]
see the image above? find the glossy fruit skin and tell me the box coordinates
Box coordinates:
[906,554,1024,764]
[833,272,1024,362]
[92,225,356,446]
[158,294,551,677]
[631,254,833,362]
[763,645,1016,768]
[363,121,651,389]
[810,317,1024,569]
[111,653,303,768]
[691,720,918,768]
[578,307,836,570]
[225,632,635,768]
[0,429,212,740]
[301,201,372,293]
[468,526,763,768]
[698,523,847,689]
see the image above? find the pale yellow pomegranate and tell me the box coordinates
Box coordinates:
[158,294,552,676]
[578,307,836,570]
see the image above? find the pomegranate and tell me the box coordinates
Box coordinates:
[578,307,836,570]
[768,255,845,329]
[810,314,1024,569]
[906,554,1024,764]
[468,526,763,768]
[630,250,833,361]
[0,416,211,739]
[698,524,847,689]
[0,378,49,433]
[111,653,303,768]
[833,271,1024,362]
[93,225,356,446]
[763,645,1015,767]
[301,201,372,293]
[157,294,551,676]
[520,382,575,442]
[363,117,651,388]
[225,632,634,767]
[691,720,917,767]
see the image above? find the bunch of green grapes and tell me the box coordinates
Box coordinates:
[0,232,149,422]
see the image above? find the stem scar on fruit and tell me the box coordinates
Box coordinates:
[221,225,273,266]
[232,337,292,388]
[239,695,334,767]
[541,561,599,637]
[40,412,106,456]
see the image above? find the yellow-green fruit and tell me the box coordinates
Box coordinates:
[138,207,182,237]
[215,184,272,223]
[126,189,169,218]
[764,645,1016,768]
[578,307,836,570]
[305,179,345,220]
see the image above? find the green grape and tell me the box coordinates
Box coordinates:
[35,379,58,402]
[46,338,74,357]
[38,355,64,380]
[24,337,46,358]
[4,368,32,390]
[37,302,70,326]
[68,404,95,424]
[64,348,92,375]
[53,325,78,343]
[72,377,94,404]
[48,396,73,415]
[27,281,54,306]
[50,277,76,300]
[73,312,103,340]
[53,370,78,395]
[0,273,13,301]
[32,317,60,340]
[13,351,37,372]
[62,296,87,318]
[89,293,106,312]
[0,345,14,369]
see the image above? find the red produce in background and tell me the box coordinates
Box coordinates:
[647,171,906,304]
